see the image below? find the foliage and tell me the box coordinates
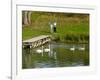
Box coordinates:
[22,11,89,43]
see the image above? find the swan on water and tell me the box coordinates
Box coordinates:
[78,47,85,51]
[44,44,51,52]
[36,49,43,53]
[44,49,50,52]
[36,46,44,53]
[70,46,75,51]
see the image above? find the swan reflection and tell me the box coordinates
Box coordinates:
[35,43,57,59]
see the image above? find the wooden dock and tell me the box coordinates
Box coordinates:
[23,35,51,48]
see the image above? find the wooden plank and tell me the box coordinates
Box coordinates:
[23,35,50,43]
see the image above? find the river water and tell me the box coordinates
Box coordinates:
[22,42,89,69]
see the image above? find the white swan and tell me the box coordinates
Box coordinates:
[36,49,43,53]
[70,46,75,51]
[44,44,51,52]
[78,47,85,51]
[36,46,44,53]
[44,48,50,52]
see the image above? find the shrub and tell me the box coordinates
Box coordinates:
[51,34,60,41]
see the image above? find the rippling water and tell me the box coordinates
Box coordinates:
[22,42,89,69]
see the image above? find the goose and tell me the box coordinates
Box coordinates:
[70,46,75,51]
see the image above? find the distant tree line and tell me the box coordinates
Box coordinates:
[22,11,89,26]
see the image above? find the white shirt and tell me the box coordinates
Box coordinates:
[54,22,56,26]
[50,24,53,28]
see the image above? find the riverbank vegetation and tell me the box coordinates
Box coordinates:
[22,11,89,43]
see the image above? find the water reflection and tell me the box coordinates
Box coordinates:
[22,42,89,69]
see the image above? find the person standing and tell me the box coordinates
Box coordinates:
[53,22,57,32]
[50,23,53,33]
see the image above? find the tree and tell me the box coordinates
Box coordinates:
[28,11,32,24]
[22,11,32,25]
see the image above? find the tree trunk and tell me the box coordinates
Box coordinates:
[23,11,28,25]
[23,11,32,26]
[28,11,32,24]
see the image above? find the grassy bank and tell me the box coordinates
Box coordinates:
[22,12,89,43]
[51,33,89,43]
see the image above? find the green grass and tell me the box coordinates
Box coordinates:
[22,12,89,43]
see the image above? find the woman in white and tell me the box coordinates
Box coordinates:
[50,24,53,33]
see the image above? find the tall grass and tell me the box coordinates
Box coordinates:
[51,33,89,43]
